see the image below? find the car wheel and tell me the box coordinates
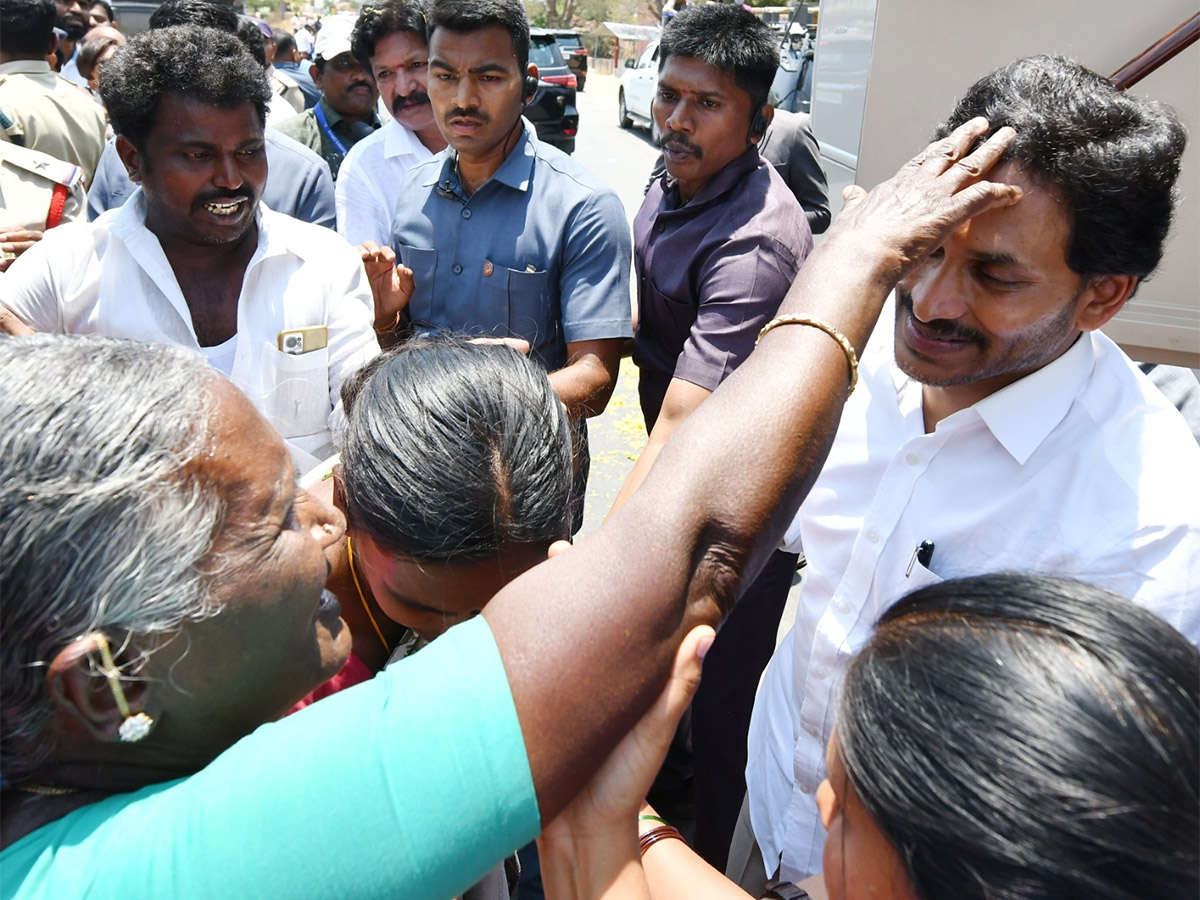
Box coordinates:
[618,90,632,128]
[578,75,586,91]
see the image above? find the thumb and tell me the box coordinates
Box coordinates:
[660,625,715,724]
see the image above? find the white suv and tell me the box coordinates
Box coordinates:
[618,40,659,135]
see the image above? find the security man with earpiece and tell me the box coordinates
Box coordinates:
[377,0,633,535]
[609,4,814,874]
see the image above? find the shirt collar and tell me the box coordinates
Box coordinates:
[0,60,52,75]
[421,117,536,193]
[317,97,345,128]
[382,115,433,161]
[970,333,1095,464]
[112,189,285,263]
[662,146,763,211]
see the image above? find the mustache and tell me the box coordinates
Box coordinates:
[444,107,487,124]
[661,133,702,158]
[393,91,430,114]
[897,289,986,346]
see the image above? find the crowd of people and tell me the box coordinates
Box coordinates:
[0,0,1197,899]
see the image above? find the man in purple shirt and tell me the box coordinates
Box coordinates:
[609,3,812,870]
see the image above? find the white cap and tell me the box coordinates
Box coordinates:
[314,14,357,62]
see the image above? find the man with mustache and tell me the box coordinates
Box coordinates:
[734,56,1200,894]
[377,0,633,527]
[275,14,381,181]
[0,25,379,473]
[608,4,813,871]
[335,0,448,246]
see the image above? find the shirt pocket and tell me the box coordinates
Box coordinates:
[638,278,696,364]
[254,343,330,439]
[488,266,550,341]
[396,245,438,325]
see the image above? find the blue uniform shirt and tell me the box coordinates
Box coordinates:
[388,120,632,371]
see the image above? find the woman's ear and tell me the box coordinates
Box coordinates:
[46,635,152,744]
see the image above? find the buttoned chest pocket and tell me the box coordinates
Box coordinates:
[254,343,330,439]
[483,266,551,342]
[397,245,439,324]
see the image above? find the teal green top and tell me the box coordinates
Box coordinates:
[1,617,539,900]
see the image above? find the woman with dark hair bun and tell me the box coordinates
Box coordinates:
[296,335,575,704]
[541,573,1200,900]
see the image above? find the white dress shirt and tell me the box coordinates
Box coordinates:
[745,305,1200,882]
[0,191,380,472]
[335,116,433,246]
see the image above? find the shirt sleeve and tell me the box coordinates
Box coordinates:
[672,233,802,392]
[781,116,830,235]
[558,187,634,345]
[0,225,67,331]
[0,617,541,900]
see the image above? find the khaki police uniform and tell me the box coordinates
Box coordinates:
[0,60,107,181]
[0,143,85,254]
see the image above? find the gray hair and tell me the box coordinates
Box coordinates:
[340,336,574,561]
[0,335,226,782]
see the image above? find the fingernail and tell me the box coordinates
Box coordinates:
[697,633,715,660]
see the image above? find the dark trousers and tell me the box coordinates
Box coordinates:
[647,548,799,870]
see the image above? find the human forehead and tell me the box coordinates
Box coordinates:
[429,24,521,72]
[658,55,746,104]
[372,29,428,66]
[147,95,264,147]
[951,163,1073,270]
[194,379,293,526]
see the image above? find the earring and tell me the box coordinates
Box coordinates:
[93,632,155,743]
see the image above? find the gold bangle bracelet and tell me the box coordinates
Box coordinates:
[755,314,859,396]
[374,310,402,335]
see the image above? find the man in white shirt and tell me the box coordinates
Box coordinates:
[335,0,448,246]
[0,24,378,473]
[736,55,1200,890]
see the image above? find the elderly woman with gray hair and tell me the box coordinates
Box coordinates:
[1,118,1023,898]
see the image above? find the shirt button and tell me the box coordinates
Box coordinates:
[812,667,828,681]
[452,263,463,275]
[799,782,813,795]
[866,530,879,543]
[655,221,665,233]
[906,452,920,465]
[806,723,820,738]
[461,208,472,220]
[834,598,851,614]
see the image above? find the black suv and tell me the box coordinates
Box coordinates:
[548,29,588,91]
[527,30,580,155]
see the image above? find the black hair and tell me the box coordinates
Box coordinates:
[933,55,1186,282]
[838,573,1199,900]
[351,0,427,69]
[658,4,779,128]
[100,25,270,151]
[340,336,573,562]
[272,29,296,57]
[235,16,268,67]
[148,0,238,32]
[0,0,56,57]
[89,0,115,23]
[427,0,528,72]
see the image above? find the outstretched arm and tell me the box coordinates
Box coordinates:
[484,119,1022,823]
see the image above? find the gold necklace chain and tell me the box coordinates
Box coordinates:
[345,535,392,656]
